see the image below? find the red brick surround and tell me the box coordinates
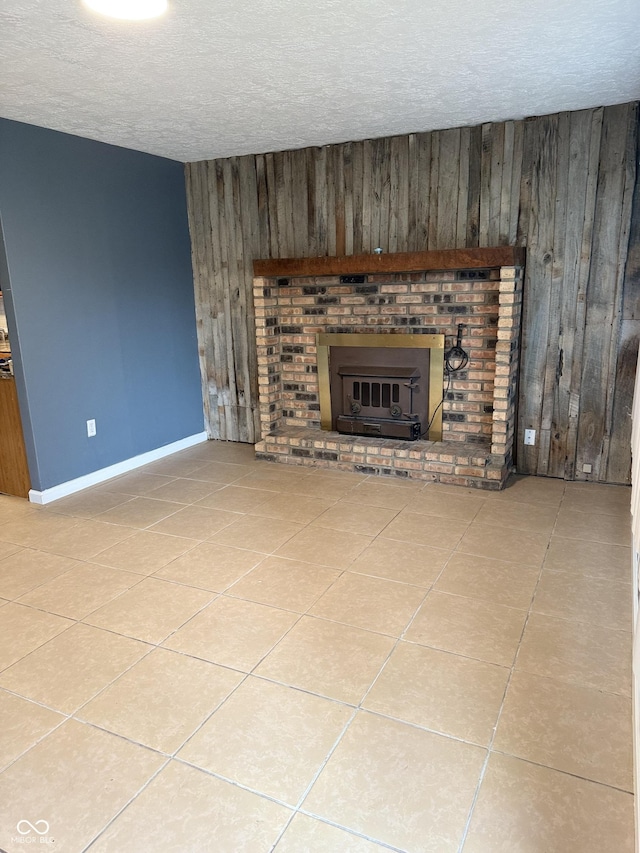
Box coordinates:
[253,258,523,489]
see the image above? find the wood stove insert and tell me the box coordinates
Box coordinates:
[317,333,445,441]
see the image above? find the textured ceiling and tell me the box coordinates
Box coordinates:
[1,0,639,162]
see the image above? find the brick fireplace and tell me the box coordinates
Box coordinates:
[252,248,524,490]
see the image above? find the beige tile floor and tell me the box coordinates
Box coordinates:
[0,440,634,852]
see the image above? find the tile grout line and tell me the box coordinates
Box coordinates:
[0,697,71,775]
[266,707,360,851]
[268,525,472,849]
[260,500,467,852]
[455,486,566,852]
[487,748,635,795]
[80,754,173,852]
[272,496,486,851]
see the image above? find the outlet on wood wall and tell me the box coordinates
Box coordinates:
[185,102,639,483]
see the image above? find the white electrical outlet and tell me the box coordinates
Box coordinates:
[87,419,96,438]
[524,428,536,446]
[582,463,592,474]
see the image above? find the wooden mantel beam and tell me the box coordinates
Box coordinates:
[253,247,525,278]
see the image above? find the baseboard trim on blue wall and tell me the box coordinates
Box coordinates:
[28,431,208,505]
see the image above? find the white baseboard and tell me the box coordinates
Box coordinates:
[28,431,208,505]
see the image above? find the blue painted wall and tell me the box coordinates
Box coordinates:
[0,118,204,491]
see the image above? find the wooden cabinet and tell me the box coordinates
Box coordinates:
[0,377,31,498]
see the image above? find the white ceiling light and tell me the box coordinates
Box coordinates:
[82,0,168,21]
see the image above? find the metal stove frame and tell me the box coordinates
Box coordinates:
[316,333,445,442]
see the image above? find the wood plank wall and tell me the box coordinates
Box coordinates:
[185,102,639,483]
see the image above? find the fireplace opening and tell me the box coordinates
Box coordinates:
[317,333,445,442]
[338,364,422,440]
[334,351,425,440]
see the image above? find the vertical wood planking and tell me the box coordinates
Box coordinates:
[206,161,226,437]
[219,159,240,437]
[518,115,558,474]
[427,131,440,249]
[352,141,364,254]
[488,121,505,246]
[387,136,399,253]
[229,156,252,437]
[549,109,594,478]
[564,107,603,479]
[275,151,293,256]
[508,122,524,245]
[499,121,515,244]
[284,150,297,256]
[325,146,337,257]
[314,145,329,255]
[608,322,640,483]
[379,137,392,253]
[538,111,570,476]
[254,154,271,259]
[406,133,419,250]
[479,123,492,246]
[602,106,637,478]
[264,153,280,258]
[237,155,261,440]
[185,105,638,480]
[204,160,223,436]
[370,138,384,251]
[393,135,409,253]
[513,117,536,463]
[466,124,482,247]
[343,142,354,256]
[197,159,217,434]
[290,148,308,258]
[607,103,640,483]
[576,105,632,479]
[361,139,373,253]
[437,128,461,248]
[334,146,346,256]
[456,126,470,247]
[416,132,432,250]
[516,119,535,247]
[305,147,317,257]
